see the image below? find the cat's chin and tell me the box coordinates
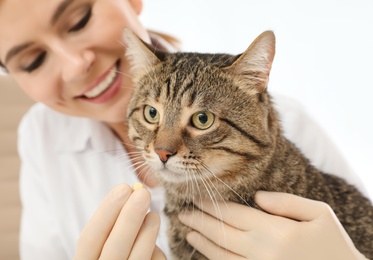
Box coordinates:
[154,168,187,184]
[154,167,219,186]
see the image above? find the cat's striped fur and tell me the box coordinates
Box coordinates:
[124,29,373,259]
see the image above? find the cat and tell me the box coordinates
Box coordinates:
[123,29,373,259]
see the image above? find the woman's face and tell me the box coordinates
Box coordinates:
[0,0,150,123]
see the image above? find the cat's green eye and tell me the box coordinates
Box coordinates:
[144,105,160,124]
[191,111,215,130]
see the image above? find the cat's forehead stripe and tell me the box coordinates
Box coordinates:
[160,60,201,105]
[143,52,241,116]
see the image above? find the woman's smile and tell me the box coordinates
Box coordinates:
[77,59,123,104]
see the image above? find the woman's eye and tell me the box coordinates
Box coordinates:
[23,52,46,72]
[69,5,92,32]
[144,105,160,124]
[191,111,215,130]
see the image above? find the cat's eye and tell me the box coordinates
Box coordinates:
[191,111,215,130]
[144,105,160,124]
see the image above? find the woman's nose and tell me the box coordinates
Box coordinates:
[55,44,95,82]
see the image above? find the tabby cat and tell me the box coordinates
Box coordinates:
[124,29,373,259]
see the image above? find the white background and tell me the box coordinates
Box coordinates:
[140,0,373,199]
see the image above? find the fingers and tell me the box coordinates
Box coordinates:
[74,184,165,260]
[100,187,151,259]
[179,197,304,258]
[74,184,133,260]
[192,199,268,231]
[186,231,246,260]
[255,191,332,221]
[128,211,161,260]
[179,209,248,255]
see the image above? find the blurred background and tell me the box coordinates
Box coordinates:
[140,0,373,198]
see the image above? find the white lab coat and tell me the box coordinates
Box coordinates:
[18,95,368,260]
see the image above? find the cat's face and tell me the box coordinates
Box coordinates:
[124,30,276,184]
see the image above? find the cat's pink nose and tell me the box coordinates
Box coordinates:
[155,149,175,163]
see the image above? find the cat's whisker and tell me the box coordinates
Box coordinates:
[91,148,126,157]
[116,158,145,175]
[195,167,230,253]
[189,170,204,259]
[93,148,138,165]
[110,69,135,80]
[129,160,146,168]
[136,164,152,181]
[196,160,251,230]
[119,85,136,91]
[184,169,194,208]
[202,169,228,209]
[196,166,224,208]
[124,153,144,162]
[186,169,194,207]
[198,161,286,239]
[125,151,144,156]
[195,167,221,219]
[131,161,149,175]
[185,170,194,218]
[192,174,202,216]
[124,151,143,158]
[126,154,143,158]
[117,39,127,48]
[198,159,249,206]
[190,169,202,214]
[129,164,154,189]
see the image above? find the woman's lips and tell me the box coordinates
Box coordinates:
[79,60,122,104]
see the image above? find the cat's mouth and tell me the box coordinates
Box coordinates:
[151,160,215,184]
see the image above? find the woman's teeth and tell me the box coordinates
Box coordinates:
[84,67,117,98]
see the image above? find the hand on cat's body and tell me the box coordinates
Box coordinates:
[73,184,165,260]
[179,191,368,260]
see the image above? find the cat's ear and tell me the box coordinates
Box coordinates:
[223,31,275,93]
[123,28,165,79]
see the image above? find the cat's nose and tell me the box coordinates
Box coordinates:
[155,148,176,163]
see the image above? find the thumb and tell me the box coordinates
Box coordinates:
[254,191,331,222]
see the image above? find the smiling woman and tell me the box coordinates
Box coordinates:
[0,0,150,123]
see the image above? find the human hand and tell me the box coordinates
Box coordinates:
[73,184,165,260]
[178,191,367,260]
